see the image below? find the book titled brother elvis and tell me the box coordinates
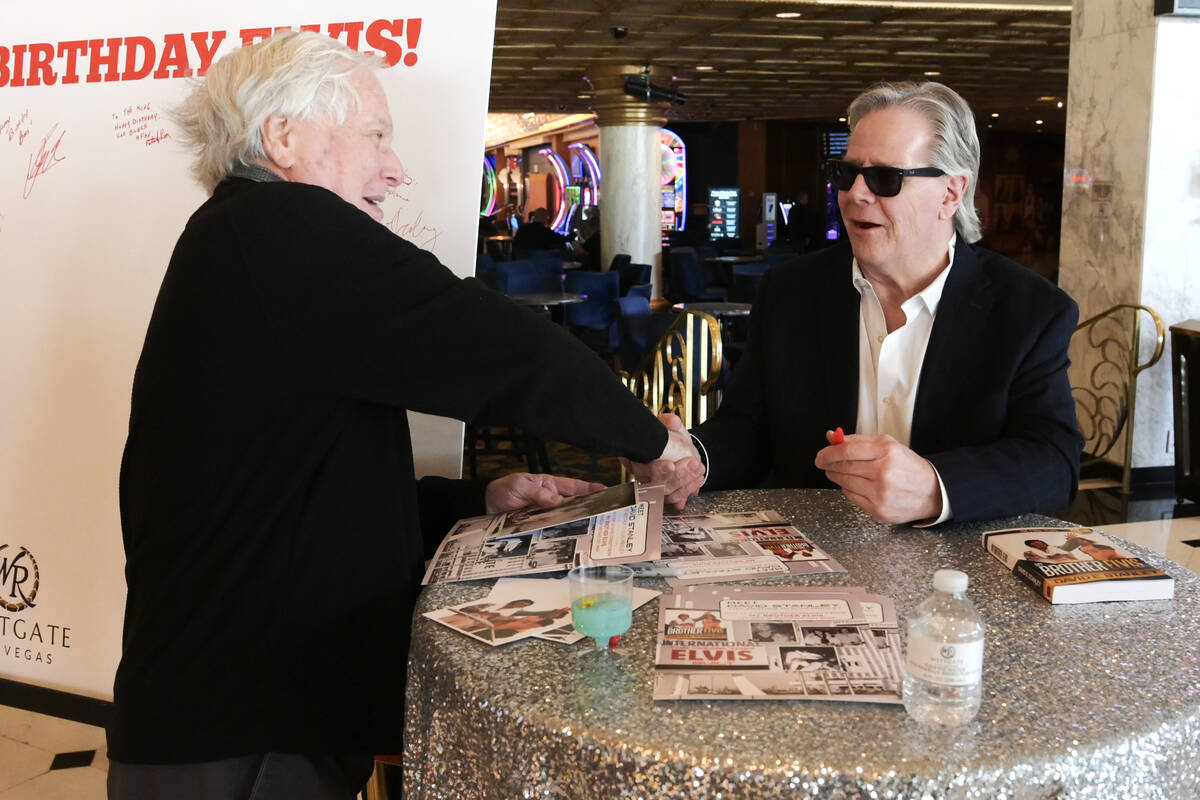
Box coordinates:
[981,526,1174,604]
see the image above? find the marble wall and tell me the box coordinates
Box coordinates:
[1059,0,1200,471]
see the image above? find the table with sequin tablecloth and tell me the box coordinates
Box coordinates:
[402,488,1200,800]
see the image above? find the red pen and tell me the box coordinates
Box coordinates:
[831,426,845,445]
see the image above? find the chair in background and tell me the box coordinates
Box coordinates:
[616,308,725,429]
[618,262,652,296]
[668,249,726,303]
[730,262,771,303]
[493,259,563,295]
[1070,303,1165,494]
[626,283,652,300]
[476,252,498,290]
[564,270,621,358]
[608,253,632,274]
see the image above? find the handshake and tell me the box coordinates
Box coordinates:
[622,413,706,510]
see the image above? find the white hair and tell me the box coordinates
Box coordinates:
[847,81,983,243]
[172,30,381,192]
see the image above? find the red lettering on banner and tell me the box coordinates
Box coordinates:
[190,31,227,77]
[239,27,273,47]
[121,37,155,82]
[25,43,56,86]
[153,34,192,79]
[85,38,122,83]
[403,18,421,67]
[328,22,364,50]
[366,20,403,67]
[10,45,27,88]
[56,41,88,84]
[1,18,429,89]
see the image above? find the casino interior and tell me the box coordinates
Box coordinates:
[3,1,1200,799]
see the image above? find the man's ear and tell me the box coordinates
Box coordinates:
[939,174,968,221]
[260,113,297,170]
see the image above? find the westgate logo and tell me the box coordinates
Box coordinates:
[0,544,39,612]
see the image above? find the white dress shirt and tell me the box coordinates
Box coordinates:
[852,236,956,524]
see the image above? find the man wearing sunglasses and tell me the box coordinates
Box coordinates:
[634,81,1082,526]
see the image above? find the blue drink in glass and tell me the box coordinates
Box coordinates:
[568,565,634,650]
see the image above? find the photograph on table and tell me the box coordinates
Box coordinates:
[424,581,574,646]
[493,481,638,539]
[424,484,665,583]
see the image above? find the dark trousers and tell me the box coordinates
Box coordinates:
[108,752,375,800]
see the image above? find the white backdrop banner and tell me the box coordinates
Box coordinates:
[0,1,496,699]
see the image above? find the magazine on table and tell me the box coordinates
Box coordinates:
[423,577,660,647]
[485,482,639,540]
[642,510,846,586]
[422,483,664,584]
[981,526,1175,604]
[652,584,902,703]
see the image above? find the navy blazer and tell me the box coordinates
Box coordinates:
[693,241,1083,523]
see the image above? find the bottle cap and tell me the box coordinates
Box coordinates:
[933,569,968,594]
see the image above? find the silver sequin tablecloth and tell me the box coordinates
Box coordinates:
[403,489,1200,799]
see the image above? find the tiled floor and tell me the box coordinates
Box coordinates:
[3,488,1197,800]
[0,705,107,799]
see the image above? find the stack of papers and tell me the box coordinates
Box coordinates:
[652,584,902,703]
[423,576,659,647]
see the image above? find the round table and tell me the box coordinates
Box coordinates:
[508,292,586,326]
[673,301,752,319]
[403,489,1200,799]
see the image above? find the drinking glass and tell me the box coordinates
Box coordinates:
[568,565,634,652]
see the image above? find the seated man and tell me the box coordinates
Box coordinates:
[512,207,571,252]
[633,81,1082,525]
[108,31,701,800]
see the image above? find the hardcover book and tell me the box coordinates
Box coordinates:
[981,526,1174,604]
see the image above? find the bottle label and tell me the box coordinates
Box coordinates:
[906,634,983,687]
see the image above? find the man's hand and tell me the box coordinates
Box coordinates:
[814,431,941,524]
[485,473,604,515]
[621,413,706,510]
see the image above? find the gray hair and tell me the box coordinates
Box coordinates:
[847,81,982,243]
[172,30,381,192]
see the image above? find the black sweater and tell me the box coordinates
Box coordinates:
[110,179,666,762]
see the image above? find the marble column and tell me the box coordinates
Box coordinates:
[1059,1,1200,471]
[590,65,669,299]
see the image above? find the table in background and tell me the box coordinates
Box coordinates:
[508,291,586,326]
[483,235,513,259]
[403,488,1200,800]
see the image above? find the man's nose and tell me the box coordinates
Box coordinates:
[847,172,874,202]
[382,146,404,187]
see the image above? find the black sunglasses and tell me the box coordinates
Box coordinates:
[825,159,945,198]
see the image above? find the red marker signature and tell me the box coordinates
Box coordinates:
[24,123,66,199]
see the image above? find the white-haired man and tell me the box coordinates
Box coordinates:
[109,30,700,799]
[636,82,1082,525]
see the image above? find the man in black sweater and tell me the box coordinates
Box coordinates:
[108,31,700,799]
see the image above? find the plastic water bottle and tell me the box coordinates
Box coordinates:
[903,569,984,725]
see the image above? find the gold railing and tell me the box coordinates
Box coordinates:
[1071,303,1165,494]
[617,309,724,428]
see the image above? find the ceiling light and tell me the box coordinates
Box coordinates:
[838,116,847,122]
[1057,101,1064,108]
[776,11,802,18]
[696,65,714,71]
[991,112,1000,118]
[1036,119,1044,124]
[577,94,591,99]
[923,71,941,76]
